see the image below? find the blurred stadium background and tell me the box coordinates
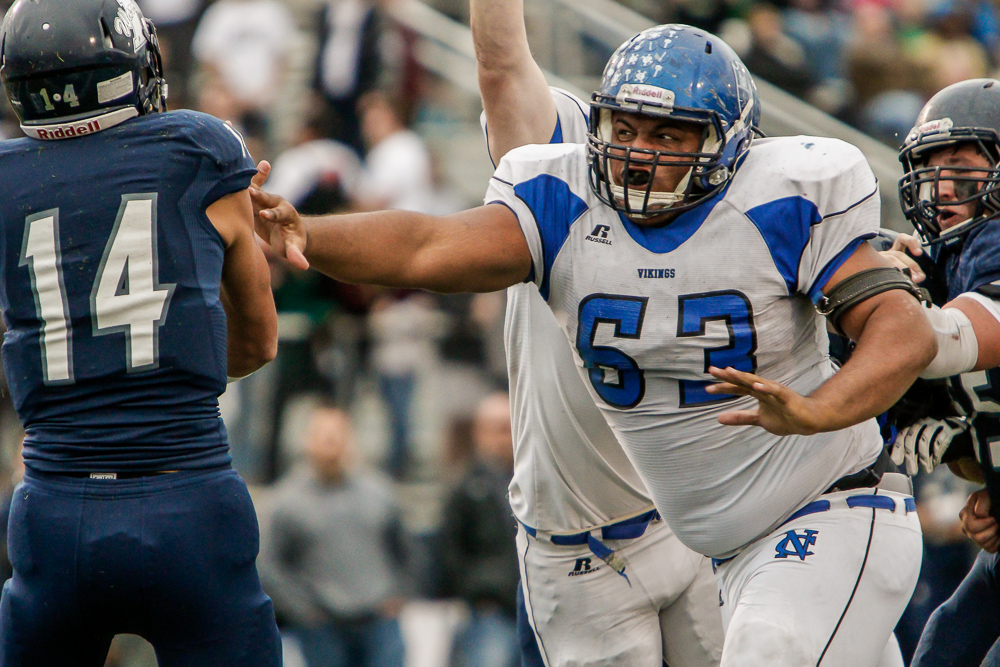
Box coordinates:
[0,0,992,664]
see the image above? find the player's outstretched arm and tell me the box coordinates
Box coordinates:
[207,187,279,379]
[251,163,532,294]
[472,0,557,161]
[708,243,937,435]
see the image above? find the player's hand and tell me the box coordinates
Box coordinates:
[249,161,309,270]
[880,232,925,283]
[706,366,820,436]
[960,488,1000,553]
[890,416,970,476]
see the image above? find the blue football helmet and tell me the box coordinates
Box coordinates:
[1,0,167,139]
[587,24,760,219]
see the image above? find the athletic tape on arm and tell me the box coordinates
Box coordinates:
[919,305,979,379]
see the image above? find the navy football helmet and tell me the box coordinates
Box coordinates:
[1,0,167,139]
[898,78,1000,247]
[587,24,760,219]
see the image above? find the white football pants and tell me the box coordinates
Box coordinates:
[715,488,922,667]
[516,518,724,667]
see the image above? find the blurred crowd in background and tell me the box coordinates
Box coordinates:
[0,0,995,665]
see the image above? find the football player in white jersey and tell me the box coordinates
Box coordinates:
[251,25,938,666]
[877,79,1000,667]
[472,1,723,665]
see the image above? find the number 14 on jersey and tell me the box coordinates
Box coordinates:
[20,194,175,385]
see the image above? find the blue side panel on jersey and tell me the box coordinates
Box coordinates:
[807,235,874,302]
[744,196,821,295]
[947,222,1000,299]
[513,175,588,300]
[550,118,563,144]
[617,186,727,254]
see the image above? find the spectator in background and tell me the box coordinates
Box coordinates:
[355,89,449,480]
[266,107,364,215]
[783,0,852,113]
[357,90,434,213]
[906,1,989,94]
[740,3,814,99]
[191,0,296,147]
[259,401,407,667]
[845,3,926,145]
[136,0,206,108]
[436,393,519,667]
[313,0,384,156]
[368,292,449,480]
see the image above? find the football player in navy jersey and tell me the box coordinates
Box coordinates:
[0,0,280,664]
[882,79,1000,667]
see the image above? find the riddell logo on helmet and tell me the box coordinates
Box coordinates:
[908,118,953,143]
[616,84,675,110]
[33,120,102,140]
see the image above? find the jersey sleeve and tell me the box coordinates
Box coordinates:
[742,138,880,301]
[182,112,258,208]
[484,144,589,300]
[952,224,1000,297]
[479,87,591,166]
[959,290,1000,328]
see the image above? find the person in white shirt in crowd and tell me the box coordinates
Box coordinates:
[191,0,296,144]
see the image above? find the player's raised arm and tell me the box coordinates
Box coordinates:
[251,175,532,294]
[472,0,557,161]
[207,188,279,378]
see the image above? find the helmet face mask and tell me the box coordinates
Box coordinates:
[1,0,167,139]
[587,25,760,221]
[898,79,1000,247]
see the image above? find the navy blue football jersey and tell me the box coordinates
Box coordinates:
[0,110,256,472]
[936,222,1000,516]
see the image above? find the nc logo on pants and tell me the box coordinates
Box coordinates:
[774,529,818,560]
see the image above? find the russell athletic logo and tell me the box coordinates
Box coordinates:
[586,224,612,245]
[568,557,600,577]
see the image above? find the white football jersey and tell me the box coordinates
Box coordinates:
[482,88,653,532]
[486,135,885,557]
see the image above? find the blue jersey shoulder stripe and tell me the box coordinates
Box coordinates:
[744,196,821,295]
[550,117,563,144]
[512,174,588,300]
[745,187,878,296]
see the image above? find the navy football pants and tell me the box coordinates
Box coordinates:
[0,467,281,666]
[911,548,1000,667]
